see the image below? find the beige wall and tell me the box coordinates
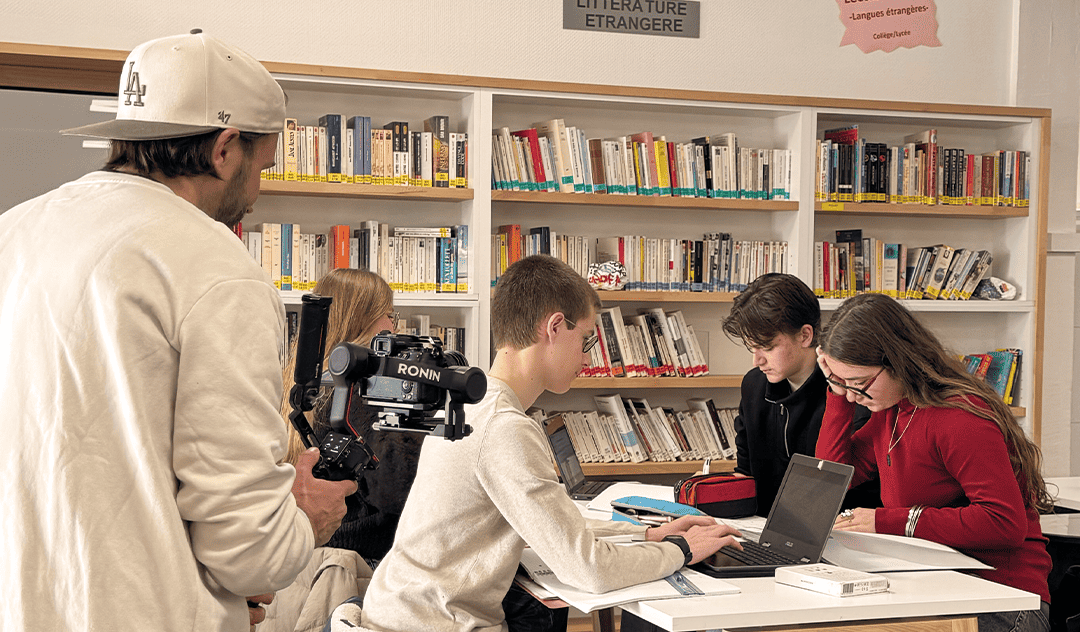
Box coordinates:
[3,0,1077,473]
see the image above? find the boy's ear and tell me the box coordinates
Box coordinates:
[798,324,815,348]
[540,311,566,343]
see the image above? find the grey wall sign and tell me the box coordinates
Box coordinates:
[564,0,700,38]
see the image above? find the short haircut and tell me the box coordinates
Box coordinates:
[103,129,266,179]
[491,255,602,350]
[722,273,820,348]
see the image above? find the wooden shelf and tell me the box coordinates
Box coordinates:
[581,459,736,477]
[571,375,743,389]
[596,290,738,303]
[815,201,1027,219]
[493,190,798,211]
[819,298,1035,313]
[260,179,473,201]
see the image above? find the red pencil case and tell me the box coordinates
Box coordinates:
[674,473,757,519]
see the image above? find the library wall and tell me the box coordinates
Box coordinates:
[1,2,1015,104]
[2,0,1078,474]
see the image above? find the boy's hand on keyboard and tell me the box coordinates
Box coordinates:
[648,516,743,565]
[645,515,717,540]
[684,523,744,564]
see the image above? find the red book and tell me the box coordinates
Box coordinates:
[497,224,522,265]
[667,141,679,197]
[329,224,351,269]
[511,128,546,189]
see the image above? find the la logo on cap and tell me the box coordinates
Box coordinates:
[123,61,146,107]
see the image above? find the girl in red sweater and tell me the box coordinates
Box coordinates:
[815,294,1051,632]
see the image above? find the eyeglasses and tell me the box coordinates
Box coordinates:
[825,366,886,400]
[388,310,400,322]
[565,317,599,354]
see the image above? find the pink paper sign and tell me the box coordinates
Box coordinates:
[837,0,942,53]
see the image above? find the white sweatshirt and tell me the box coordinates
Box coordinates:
[0,172,314,631]
[361,378,683,632]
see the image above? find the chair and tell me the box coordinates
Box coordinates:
[1049,564,1080,632]
[259,547,373,632]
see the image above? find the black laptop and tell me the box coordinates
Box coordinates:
[695,453,854,578]
[546,420,618,501]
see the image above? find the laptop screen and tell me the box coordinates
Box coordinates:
[549,425,585,492]
[761,454,854,558]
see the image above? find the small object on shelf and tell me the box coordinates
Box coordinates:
[589,260,627,290]
[973,277,1017,300]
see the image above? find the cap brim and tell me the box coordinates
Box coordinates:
[60,119,221,141]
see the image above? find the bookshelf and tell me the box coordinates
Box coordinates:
[0,42,1048,458]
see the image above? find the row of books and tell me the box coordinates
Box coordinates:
[586,306,708,379]
[597,235,789,293]
[551,395,736,463]
[961,348,1022,405]
[259,114,467,188]
[492,224,592,283]
[815,125,1030,206]
[491,122,792,200]
[491,225,790,293]
[282,312,466,358]
[814,230,993,300]
[241,222,469,294]
[393,314,467,355]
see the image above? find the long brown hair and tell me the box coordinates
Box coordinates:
[280,268,394,464]
[820,293,1051,512]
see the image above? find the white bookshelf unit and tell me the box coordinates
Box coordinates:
[0,44,1048,479]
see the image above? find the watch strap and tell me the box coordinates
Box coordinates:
[662,534,692,566]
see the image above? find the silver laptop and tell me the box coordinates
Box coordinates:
[696,453,854,578]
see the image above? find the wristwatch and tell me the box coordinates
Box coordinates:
[662,534,693,566]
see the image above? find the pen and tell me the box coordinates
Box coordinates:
[702,458,711,475]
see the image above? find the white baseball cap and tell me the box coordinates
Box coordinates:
[62,30,285,140]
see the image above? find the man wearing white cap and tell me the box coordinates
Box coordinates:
[0,31,355,631]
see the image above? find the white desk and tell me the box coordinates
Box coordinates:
[1047,476,1080,511]
[620,569,1038,632]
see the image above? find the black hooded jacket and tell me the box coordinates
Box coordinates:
[733,365,871,517]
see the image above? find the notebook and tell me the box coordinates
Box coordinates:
[694,453,854,578]
[546,422,617,501]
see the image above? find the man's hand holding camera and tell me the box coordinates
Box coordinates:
[292,448,357,545]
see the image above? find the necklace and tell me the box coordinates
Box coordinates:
[886,406,918,466]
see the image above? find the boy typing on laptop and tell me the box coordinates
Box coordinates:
[360,255,742,632]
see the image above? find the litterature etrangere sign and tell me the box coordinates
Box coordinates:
[837,0,941,53]
[564,0,700,38]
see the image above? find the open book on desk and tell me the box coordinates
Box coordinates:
[823,530,993,572]
[518,547,739,613]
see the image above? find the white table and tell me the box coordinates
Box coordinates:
[619,569,1039,632]
[1047,476,1080,511]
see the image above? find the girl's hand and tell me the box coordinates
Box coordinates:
[817,346,846,396]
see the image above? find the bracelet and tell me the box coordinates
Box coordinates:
[905,505,925,538]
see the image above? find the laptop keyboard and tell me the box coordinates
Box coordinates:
[722,540,800,566]
[576,480,610,496]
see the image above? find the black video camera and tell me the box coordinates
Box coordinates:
[288,294,486,482]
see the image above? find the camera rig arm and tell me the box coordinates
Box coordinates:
[287,293,378,481]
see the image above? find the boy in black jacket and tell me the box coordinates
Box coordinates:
[722,273,873,516]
